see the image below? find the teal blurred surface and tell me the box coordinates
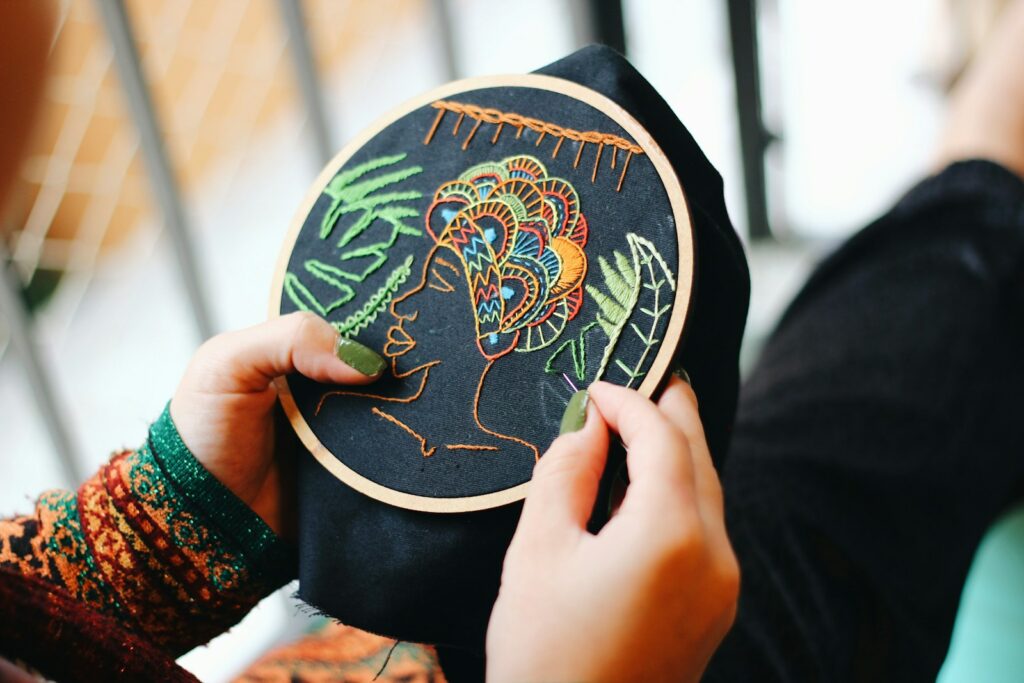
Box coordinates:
[939,504,1024,682]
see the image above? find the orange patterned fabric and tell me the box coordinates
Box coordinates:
[0,408,294,657]
[236,622,447,683]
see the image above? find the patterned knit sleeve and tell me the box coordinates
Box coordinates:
[0,404,296,656]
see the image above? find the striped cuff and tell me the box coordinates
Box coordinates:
[147,403,294,584]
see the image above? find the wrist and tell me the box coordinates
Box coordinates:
[148,403,294,583]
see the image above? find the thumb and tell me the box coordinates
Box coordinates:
[518,392,610,538]
[181,312,384,395]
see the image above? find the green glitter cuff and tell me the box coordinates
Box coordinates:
[147,403,294,584]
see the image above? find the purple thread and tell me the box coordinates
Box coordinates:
[562,373,579,392]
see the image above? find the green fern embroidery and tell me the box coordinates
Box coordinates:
[564,233,675,388]
[588,244,641,382]
[284,153,424,324]
[606,233,675,387]
[335,254,414,337]
[320,153,423,245]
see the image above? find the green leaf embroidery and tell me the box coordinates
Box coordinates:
[285,154,424,326]
[608,233,676,387]
[587,232,675,388]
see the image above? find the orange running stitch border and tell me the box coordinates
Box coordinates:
[423,99,646,192]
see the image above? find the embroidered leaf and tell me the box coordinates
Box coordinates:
[325,153,411,198]
[596,314,618,339]
[598,255,634,308]
[614,358,644,380]
[629,322,655,346]
[585,283,627,325]
[544,321,602,382]
[590,243,641,383]
[319,154,424,242]
[283,260,358,316]
[614,251,636,290]
[605,233,676,388]
[336,166,423,203]
[284,273,327,316]
[286,154,426,328]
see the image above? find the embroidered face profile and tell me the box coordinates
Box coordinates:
[271,74,694,512]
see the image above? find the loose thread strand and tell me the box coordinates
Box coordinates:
[424,108,445,145]
[617,151,633,192]
[462,119,483,150]
[592,143,604,182]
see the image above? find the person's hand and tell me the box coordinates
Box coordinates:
[170,312,385,537]
[486,377,739,682]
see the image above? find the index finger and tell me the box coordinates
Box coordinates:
[587,381,696,515]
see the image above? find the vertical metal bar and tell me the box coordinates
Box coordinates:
[0,244,85,485]
[431,0,459,81]
[277,0,334,166]
[94,0,215,340]
[727,0,773,240]
[586,0,627,54]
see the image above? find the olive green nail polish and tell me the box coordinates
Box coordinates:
[335,336,386,376]
[673,366,691,385]
[559,389,589,435]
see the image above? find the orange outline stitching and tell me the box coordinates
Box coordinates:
[435,256,460,275]
[315,360,438,415]
[423,100,645,191]
[373,407,436,458]
[446,444,500,452]
[474,360,540,461]
[428,266,456,293]
[616,151,634,192]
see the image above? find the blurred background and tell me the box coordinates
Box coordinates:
[0,0,1020,680]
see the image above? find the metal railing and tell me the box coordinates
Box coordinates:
[2,0,772,488]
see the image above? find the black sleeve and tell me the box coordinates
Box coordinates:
[706,160,1024,682]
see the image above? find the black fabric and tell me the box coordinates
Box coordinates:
[294,44,750,670]
[706,159,1024,681]
[538,46,750,464]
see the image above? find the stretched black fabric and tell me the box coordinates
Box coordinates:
[706,160,1024,681]
[295,44,750,675]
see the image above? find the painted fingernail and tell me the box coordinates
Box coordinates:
[559,389,589,435]
[673,366,691,385]
[335,336,386,376]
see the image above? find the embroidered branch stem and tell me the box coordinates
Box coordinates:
[545,321,600,381]
[372,407,435,458]
[423,100,645,191]
[446,444,499,452]
[335,254,414,337]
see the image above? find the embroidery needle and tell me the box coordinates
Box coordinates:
[562,373,579,393]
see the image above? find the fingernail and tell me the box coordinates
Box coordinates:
[673,366,691,385]
[559,389,589,435]
[335,336,386,376]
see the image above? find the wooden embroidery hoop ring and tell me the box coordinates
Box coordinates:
[269,73,695,513]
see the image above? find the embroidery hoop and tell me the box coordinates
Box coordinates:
[269,73,695,513]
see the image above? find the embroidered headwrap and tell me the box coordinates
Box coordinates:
[425,155,589,359]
